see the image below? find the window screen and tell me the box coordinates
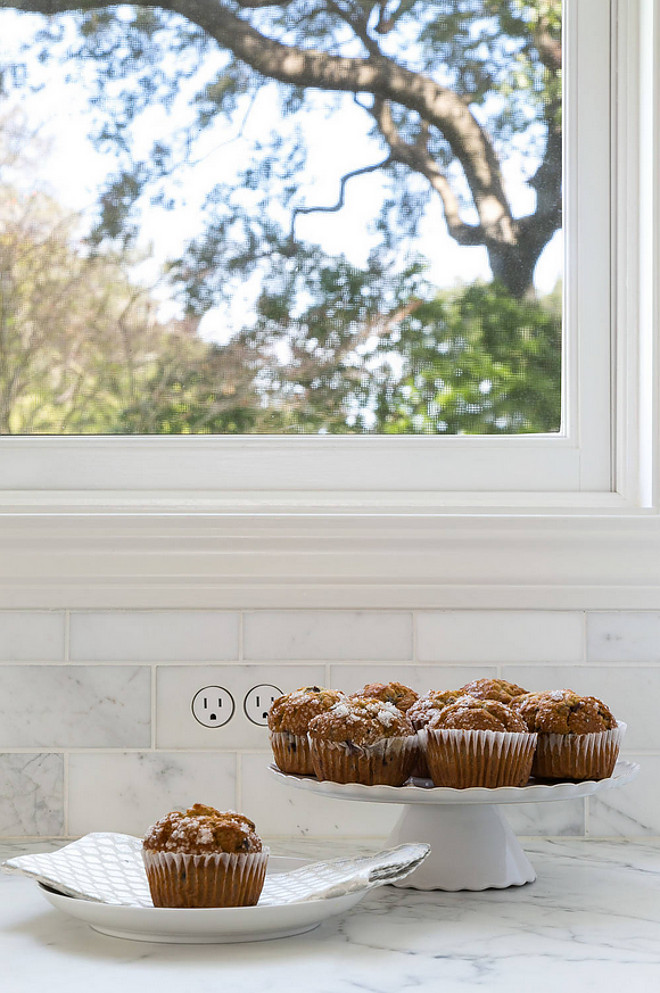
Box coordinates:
[0,1,562,435]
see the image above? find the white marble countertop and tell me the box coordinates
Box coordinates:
[1,838,659,993]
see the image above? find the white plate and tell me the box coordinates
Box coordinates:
[38,856,366,943]
[269,759,640,805]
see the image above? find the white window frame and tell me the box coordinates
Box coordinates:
[0,0,659,610]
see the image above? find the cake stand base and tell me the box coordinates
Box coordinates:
[385,803,536,891]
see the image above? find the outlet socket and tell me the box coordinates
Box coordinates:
[244,684,283,726]
[191,685,235,728]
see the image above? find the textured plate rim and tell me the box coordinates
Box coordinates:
[268,759,640,804]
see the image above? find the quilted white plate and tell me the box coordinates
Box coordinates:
[269,758,640,805]
[37,857,365,943]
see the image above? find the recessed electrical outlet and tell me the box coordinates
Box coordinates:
[243,684,283,726]
[191,685,235,728]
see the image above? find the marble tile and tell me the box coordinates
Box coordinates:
[0,666,150,748]
[243,611,413,661]
[587,754,659,836]
[0,754,64,837]
[507,798,586,838]
[587,611,660,661]
[69,611,240,662]
[328,663,499,695]
[501,664,660,750]
[416,610,584,663]
[0,612,65,662]
[68,751,236,836]
[240,752,401,838]
[156,663,325,749]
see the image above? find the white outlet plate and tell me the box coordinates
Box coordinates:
[243,684,283,726]
[156,664,326,749]
[191,685,235,728]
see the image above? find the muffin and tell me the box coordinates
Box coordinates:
[459,678,528,706]
[423,696,537,788]
[407,690,463,731]
[406,690,463,779]
[308,697,417,786]
[512,689,623,780]
[268,686,345,775]
[352,681,418,713]
[142,804,268,908]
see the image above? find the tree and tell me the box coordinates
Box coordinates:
[0,1,562,301]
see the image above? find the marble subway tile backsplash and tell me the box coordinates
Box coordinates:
[0,666,151,749]
[0,608,657,839]
[67,751,236,837]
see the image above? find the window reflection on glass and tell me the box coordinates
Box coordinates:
[0,1,561,435]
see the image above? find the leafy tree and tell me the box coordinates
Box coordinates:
[0,0,562,302]
[372,281,561,434]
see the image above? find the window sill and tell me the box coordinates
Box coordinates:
[1,495,659,609]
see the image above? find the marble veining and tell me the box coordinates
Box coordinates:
[0,666,151,749]
[0,839,658,993]
[0,755,64,837]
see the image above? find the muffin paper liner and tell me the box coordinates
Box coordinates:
[423,727,537,788]
[309,735,417,786]
[532,721,626,781]
[142,849,269,908]
[270,730,314,776]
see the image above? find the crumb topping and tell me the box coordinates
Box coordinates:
[407,690,462,730]
[427,695,528,733]
[143,803,262,854]
[267,686,346,735]
[512,689,617,735]
[352,681,419,713]
[308,697,414,745]
[458,678,529,706]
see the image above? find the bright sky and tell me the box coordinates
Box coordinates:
[0,9,562,345]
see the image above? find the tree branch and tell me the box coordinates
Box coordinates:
[2,0,512,235]
[371,99,484,247]
[290,155,392,240]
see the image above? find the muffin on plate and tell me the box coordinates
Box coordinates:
[268,686,345,775]
[308,697,417,786]
[512,689,624,781]
[458,678,529,706]
[407,690,463,731]
[352,680,418,713]
[423,695,537,789]
[406,690,463,779]
[142,804,268,908]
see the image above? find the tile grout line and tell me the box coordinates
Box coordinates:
[63,752,70,838]
[151,666,157,750]
[64,610,71,662]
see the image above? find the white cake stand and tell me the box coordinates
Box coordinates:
[269,760,639,891]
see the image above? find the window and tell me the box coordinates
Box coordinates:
[0,0,655,513]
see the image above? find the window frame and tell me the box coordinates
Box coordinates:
[1,0,660,613]
[0,0,622,509]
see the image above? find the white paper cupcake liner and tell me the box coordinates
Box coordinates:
[142,848,269,908]
[533,721,626,781]
[309,734,418,786]
[424,727,537,788]
[270,730,314,775]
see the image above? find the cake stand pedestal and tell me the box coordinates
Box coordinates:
[269,760,639,891]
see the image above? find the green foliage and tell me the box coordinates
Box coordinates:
[374,281,561,434]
